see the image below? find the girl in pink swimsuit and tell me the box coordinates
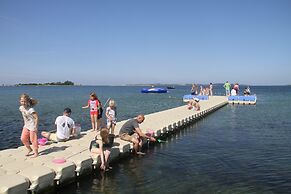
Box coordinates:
[82,92,99,131]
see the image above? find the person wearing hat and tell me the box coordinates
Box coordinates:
[41,108,76,142]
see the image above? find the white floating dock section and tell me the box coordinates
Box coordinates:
[0,96,228,194]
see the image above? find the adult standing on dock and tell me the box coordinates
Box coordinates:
[191,84,198,95]
[119,114,156,155]
[223,81,231,96]
[233,83,240,95]
[209,83,213,96]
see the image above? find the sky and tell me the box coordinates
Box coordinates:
[0,0,291,86]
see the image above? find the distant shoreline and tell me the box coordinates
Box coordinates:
[14,80,75,87]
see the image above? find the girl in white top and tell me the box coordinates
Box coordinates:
[106,99,117,135]
[19,94,39,157]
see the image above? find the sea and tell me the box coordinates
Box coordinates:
[0,85,291,194]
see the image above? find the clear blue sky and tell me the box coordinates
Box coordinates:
[1,0,291,85]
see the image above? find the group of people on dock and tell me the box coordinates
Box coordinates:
[18,93,155,170]
[223,81,251,96]
[191,83,213,96]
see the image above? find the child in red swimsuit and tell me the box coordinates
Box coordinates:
[82,92,99,131]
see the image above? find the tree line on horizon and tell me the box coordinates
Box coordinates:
[16,80,74,86]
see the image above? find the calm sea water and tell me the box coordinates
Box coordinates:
[0,85,188,149]
[1,85,291,193]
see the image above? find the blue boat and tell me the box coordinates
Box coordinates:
[141,87,168,93]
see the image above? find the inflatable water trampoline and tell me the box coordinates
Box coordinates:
[183,94,209,102]
[141,87,168,93]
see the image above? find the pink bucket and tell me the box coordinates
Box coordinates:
[38,138,48,146]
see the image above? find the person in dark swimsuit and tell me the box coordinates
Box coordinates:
[89,128,111,170]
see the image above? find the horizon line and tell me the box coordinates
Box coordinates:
[1,83,290,87]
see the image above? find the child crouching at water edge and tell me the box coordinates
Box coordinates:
[187,98,200,111]
[19,94,39,157]
[89,128,112,171]
[106,99,117,135]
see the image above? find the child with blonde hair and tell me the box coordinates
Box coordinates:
[106,99,117,135]
[89,128,112,171]
[19,94,39,157]
[82,92,100,131]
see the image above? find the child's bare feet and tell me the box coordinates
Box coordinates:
[31,153,38,158]
[25,148,33,156]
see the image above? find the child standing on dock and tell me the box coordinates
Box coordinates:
[82,92,100,131]
[19,94,39,157]
[106,99,117,135]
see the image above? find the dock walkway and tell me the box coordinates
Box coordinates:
[0,96,228,194]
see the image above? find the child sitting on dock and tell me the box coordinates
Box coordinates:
[89,128,112,171]
[106,99,117,135]
[19,94,39,157]
[188,97,200,111]
[41,108,76,142]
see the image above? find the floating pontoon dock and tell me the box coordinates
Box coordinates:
[0,96,228,194]
[228,95,257,105]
